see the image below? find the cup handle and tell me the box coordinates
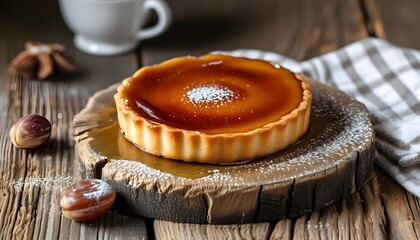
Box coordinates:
[138,0,172,40]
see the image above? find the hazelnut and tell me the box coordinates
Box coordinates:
[60,179,116,221]
[9,114,51,149]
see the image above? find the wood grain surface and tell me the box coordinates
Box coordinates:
[0,0,419,239]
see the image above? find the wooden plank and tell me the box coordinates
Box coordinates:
[258,180,294,222]
[0,0,147,239]
[377,168,420,240]
[0,77,149,239]
[354,0,420,239]
[364,0,420,49]
[141,0,369,65]
[269,219,293,240]
[59,211,147,240]
[154,221,271,240]
[0,77,77,239]
[269,169,387,239]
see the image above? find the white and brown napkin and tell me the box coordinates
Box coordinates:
[219,37,420,197]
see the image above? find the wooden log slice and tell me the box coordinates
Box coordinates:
[73,78,375,224]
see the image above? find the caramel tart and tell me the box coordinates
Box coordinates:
[114,54,311,164]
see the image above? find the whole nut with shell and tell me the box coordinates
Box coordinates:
[9,114,51,149]
[60,179,116,221]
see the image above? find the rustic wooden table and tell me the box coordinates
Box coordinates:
[1,0,419,239]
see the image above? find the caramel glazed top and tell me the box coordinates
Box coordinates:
[119,54,305,135]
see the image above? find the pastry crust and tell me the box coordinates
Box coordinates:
[114,57,311,164]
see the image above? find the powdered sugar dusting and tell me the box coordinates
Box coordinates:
[10,176,73,190]
[109,160,182,188]
[185,83,239,107]
[83,179,113,200]
[118,160,175,180]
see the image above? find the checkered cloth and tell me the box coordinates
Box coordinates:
[219,38,420,197]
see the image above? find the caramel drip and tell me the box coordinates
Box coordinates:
[120,54,303,134]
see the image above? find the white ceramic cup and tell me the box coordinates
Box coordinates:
[59,0,171,56]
